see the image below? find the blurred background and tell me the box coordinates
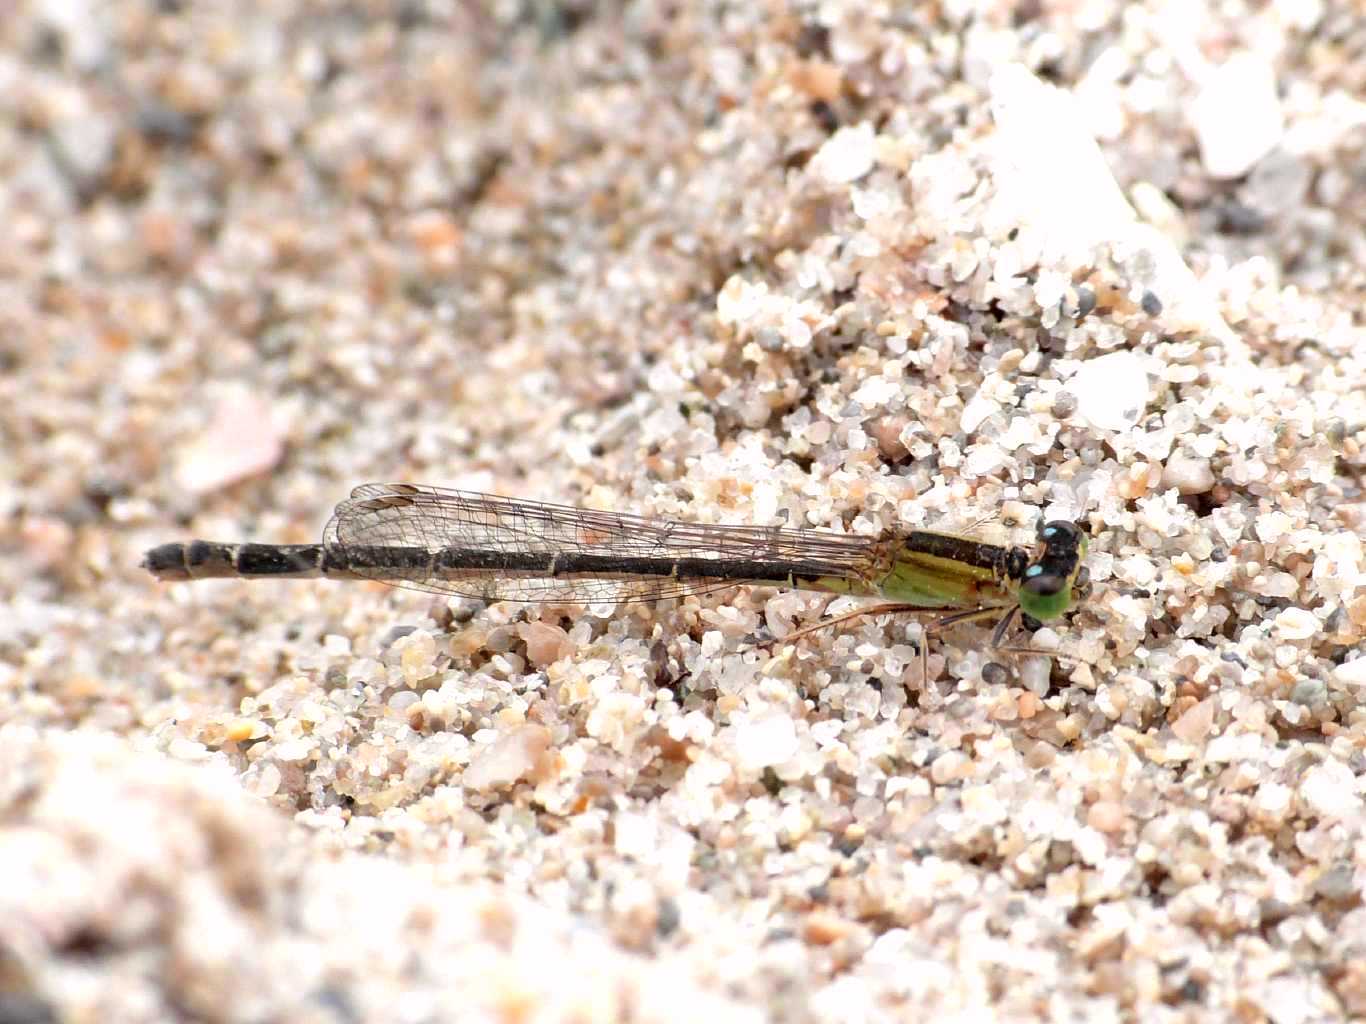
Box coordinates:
[2,2,1365,1022]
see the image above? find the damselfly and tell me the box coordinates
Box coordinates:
[143,483,1089,680]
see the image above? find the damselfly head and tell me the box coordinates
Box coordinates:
[1016,520,1089,622]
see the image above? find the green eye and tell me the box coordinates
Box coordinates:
[1018,569,1073,621]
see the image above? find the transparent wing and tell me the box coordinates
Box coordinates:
[323,483,885,604]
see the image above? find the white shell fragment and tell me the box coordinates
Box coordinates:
[1064,351,1152,433]
[1192,54,1284,180]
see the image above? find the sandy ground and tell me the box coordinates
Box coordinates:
[2,2,1365,1022]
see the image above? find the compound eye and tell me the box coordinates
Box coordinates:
[1039,521,1082,545]
[1021,569,1064,596]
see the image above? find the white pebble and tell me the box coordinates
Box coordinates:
[613,811,660,859]
[811,123,876,185]
[1253,782,1292,820]
[167,738,211,761]
[463,725,551,790]
[1272,607,1318,641]
[1332,657,1366,690]
[962,445,1008,479]
[1255,511,1295,544]
[399,631,438,683]
[1171,698,1214,743]
[959,392,999,434]
[175,391,284,495]
[1299,762,1361,820]
[1066,352,1151,433]
[851,376,901,409]
[734,711,798,771]
[517,621,571,668]
[323,634,351,656]
[1192,54,1284,180]
[930,750,969,785]
[1161,453,1216,494]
